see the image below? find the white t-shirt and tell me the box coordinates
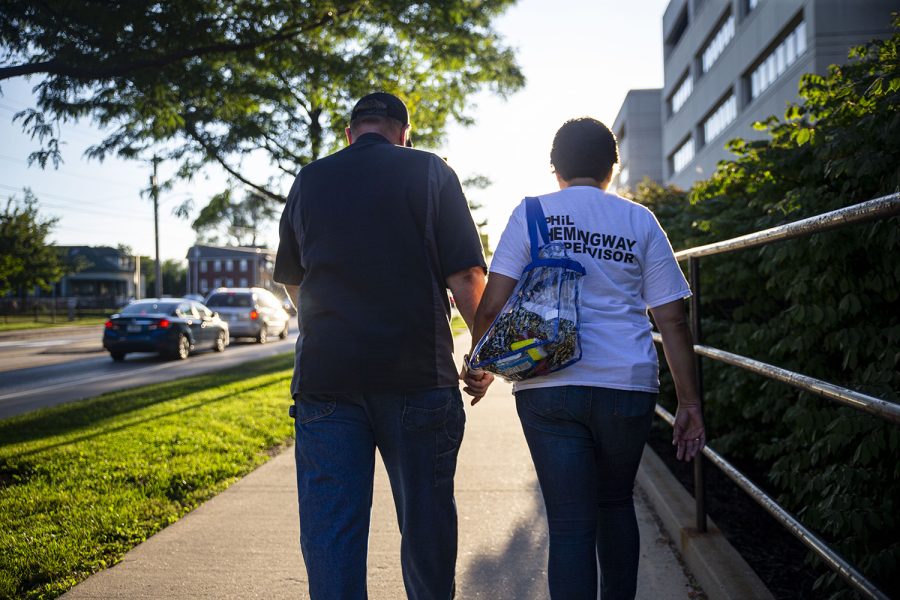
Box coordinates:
[488,186,691,393]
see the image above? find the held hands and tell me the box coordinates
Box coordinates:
[460,354,494,405]
[672,404,706,462]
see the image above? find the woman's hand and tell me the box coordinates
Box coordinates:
[672,404,705,461]
[649,300,705,462]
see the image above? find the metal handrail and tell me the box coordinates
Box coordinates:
[673,192,900,260]
[656,192,899,599]
[655,405,890,600]
[650,333,900,424]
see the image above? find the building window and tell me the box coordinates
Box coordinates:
[665,6,690,52]
[749,20,807,101]
[200,279,209,292]
[671,137,695,174]
[747,0,758,12]
[239,259,248,272]
[669,72,693,115]
[214,278,222,288]
[702,93,738,145]
[239,277,248,287]
[200,260,207,273]
[214,260,222,272]
[701,13,735,73]
[225,259,233,271]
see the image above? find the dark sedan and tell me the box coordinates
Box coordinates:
[103,298,229,361]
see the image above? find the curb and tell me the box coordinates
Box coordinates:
[0,324,103,340]
[637,447,775,600]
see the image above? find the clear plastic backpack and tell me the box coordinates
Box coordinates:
[469,197,585,381]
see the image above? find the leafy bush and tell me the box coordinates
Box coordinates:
[628,18,900,599]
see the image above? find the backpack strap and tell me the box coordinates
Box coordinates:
[525,196,550,262]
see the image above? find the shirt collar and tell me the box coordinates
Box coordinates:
[354,132,393,146]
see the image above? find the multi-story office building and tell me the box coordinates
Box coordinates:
[655,0,895,189]
[611,89,664,191]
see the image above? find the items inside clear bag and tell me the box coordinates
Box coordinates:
[471,241,583,381]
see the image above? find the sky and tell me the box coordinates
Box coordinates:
[0,0,671,262]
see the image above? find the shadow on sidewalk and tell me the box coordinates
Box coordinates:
[459,481,550,599]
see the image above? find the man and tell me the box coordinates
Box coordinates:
[274,92,488,600]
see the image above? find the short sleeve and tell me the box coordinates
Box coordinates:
[273,176,305,285]
[487,199,530,281]
[640,210,691,307]
[434,162,487,279]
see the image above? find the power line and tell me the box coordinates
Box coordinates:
[35,201,156,222]
[0,153,138,188]
[0,102,108,144]
[0,183,139,210]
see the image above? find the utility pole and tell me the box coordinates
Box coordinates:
[150,156,163,298]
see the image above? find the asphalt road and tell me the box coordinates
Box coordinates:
[0,321,298,420]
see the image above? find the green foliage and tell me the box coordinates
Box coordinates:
[0,1,525,209]
[632,20,900,598]
[0,190,66,297]
[189,189,278,247]
[140,258,187,298]
[0,354,295,599]
[462,173,494,256]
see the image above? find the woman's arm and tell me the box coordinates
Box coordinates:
[460,273,518,404]
[470,273,518,346]
[648,299,706,462]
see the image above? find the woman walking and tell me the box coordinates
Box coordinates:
[463,118,706,600]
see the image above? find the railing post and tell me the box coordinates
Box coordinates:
[689,256,708,533]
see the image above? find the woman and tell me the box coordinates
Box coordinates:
[463,118,705,600]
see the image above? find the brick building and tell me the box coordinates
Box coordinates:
[185,245,277,297]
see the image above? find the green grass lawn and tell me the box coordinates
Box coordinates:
[0,354,295,600]
[450,313,468,337]
[0,317,108,332]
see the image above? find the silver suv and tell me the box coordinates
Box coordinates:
[204,287,291,343]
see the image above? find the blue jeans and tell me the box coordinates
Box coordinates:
[293,387,465,600]
[515,386,656,600]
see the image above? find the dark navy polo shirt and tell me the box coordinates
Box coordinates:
[274,133,486,395]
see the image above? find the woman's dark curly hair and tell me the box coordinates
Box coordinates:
[550,117,619,182]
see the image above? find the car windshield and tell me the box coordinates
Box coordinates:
[206,294,252,308]
[120,302,179,316]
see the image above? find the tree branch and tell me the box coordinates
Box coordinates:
[0,6,358,82]
[184,123,285,202]
[262,132,306,165]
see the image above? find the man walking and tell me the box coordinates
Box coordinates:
[274,92,488,600]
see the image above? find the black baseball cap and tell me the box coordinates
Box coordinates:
[350,92,409,125]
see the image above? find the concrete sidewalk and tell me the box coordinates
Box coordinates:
[62,337,705,599]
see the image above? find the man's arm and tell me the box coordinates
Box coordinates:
[458,272,518,404]
[649,299,705,462]
[445,266,487,332]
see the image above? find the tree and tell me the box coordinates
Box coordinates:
[189,189,277,247]
[462,173,494,257]
[1,1,525,208]
[630,19,900,598]
[0,190,66,297]
[141,258,187,298]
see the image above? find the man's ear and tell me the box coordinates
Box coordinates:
[399,124,411,147]
[345,127,353,145]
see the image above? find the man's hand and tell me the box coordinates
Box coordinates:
[672,404,705,462]
[459,358,494,405]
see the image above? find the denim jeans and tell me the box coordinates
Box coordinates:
[515,385,656,600]
[293,387,465,600]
